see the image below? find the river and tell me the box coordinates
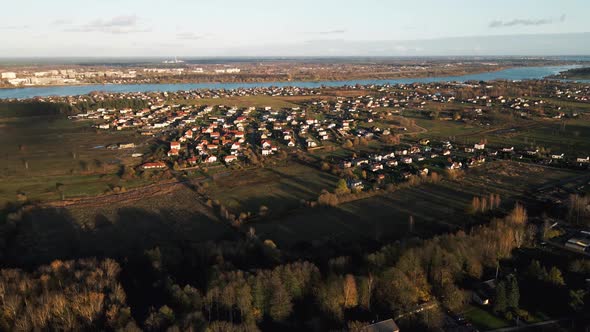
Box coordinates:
[1,65,588,99]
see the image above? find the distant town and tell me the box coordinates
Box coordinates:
[0,57,572,88]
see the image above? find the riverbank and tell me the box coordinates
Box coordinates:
[0,64,581,99]
[548,66,590,80]
[0,64,515,90]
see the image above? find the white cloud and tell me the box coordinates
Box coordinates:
[65,15,149,34]
[489,14,566,28]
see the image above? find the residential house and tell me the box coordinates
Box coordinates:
[142,162,166,170]
[224,155,238,164]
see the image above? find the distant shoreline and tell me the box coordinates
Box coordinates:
[0,64,584,99]
[0,66,515,91]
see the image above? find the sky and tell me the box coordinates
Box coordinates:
[1,0,589,57]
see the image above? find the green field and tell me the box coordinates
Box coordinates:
[168,95,305,109]
[206,162,340,216]
[414,115,590,155]
[463,305,511,330]
[0,113,148,205]
[484,119,590,155]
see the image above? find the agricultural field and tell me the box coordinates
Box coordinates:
[168,95,301,109]
[0,113,149,204]
[415,115,590,155]
[5,183,234,266]
[484,118,590,155]
[251,161,582,247]
[206,162,340,216]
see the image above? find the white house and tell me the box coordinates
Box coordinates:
[474,143,485,150]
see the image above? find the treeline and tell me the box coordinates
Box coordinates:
[316,171,445,207]
[0,258,137,331]
[470,193,502,214]
[192,204,531,330]
[73,99,150,112]
[0,101,76,117]
[0,98,150,118]
[0,204,553,331]
[205,262,319,324]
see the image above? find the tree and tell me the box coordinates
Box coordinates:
[268,274,292,321]
[506,276,519,310]
[318,277,345,320]
[508,203,527,225]
[526,260,547,281]
[547,267,565,286]
[335,179,350,195]
[250,276,266,321]
[569,289,586,312]
[120,165,136,180]
[376,268,422,314]
[493,281,507,313]
[441,283,468,312]
[358,274,374,311]
[220,284,236,322]
[343,274,358,308]
[235,284,253,323]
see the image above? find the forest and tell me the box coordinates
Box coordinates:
[3,203,579,331]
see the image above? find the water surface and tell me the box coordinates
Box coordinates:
[0,65,587,99]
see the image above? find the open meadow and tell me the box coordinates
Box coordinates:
[206,161,340,216]
[0,112,149,205]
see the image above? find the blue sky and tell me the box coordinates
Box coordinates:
[1,0,589,56]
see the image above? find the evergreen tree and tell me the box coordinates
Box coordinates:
[506,276,519,309]
[547,267,565,286]
[526,260,547,280]
[493,281,507,313]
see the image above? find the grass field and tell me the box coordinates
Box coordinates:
[0,114,147,205]
[484,118,590,155]
[206,162,339,216]
[413,118,484,138]
[7,184,235,266]
[414,115,590,155]
[168,90,369,109]
[251,161,581,247]
[463,305,511,330]
[168,95,308,109]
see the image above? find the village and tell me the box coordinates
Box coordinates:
[2,78,590,332]
[60,81,590,192]
[0,57,565,88]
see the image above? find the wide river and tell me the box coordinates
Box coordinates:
[1,65,588,99]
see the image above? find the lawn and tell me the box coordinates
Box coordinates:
[463,305,511,330]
